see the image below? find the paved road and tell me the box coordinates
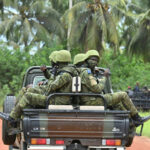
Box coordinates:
[0,120,150,150]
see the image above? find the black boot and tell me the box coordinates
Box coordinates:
[7,116,21,135]
[132,114,150,127]
[7,116,18,128]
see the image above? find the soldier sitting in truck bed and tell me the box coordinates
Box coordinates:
[14,51,59,107]
[79,50,150,127]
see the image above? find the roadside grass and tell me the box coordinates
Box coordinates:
[136,111,150,138]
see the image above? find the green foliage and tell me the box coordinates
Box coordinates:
[129,10,150,62]
[0,85,10,106]
[100,51,150,91]
[0,47,31,93]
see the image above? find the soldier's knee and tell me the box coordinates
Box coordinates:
[27,87,34,92]
[24,92,32,100]
[117,91,127,96]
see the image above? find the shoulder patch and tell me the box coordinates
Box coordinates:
[89,75,97,86]
[87,69,91,74]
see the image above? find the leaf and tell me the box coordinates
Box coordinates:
[129,18,150,62]
[29,0,47,16]
[36,7,65,40]
[103,9,119,47]
[33,21,51,46]
[22,18,33,46]
[4,15,22,38]
[84,14,103,52]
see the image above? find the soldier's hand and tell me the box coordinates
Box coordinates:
[40,65,47,72]
[38,81,44,86]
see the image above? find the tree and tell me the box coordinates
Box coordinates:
[0,0,65,51]
[62,0,134,53]
[129,10,150,62]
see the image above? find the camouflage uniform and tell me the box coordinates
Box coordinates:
[10,50,77,119]
[80,50,138,117]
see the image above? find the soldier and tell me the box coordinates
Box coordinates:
[8,50,78,123]
[80,49,150,127]
[14,51,59,105]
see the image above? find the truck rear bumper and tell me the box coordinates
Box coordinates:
[89,146,125,150]
[27,145,125,150]
[27,145,66,150]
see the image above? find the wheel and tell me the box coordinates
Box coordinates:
[2,96,16,145]
[126,126,136,147]
[126,137,134,147]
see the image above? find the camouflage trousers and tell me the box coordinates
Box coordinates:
[10,92,47,119]
[81,92,138,117]
[15,86,46,105]
[10,92,71,119]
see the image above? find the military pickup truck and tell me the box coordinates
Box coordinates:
[1,66,137,150]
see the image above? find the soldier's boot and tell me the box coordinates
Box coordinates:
[0,112,20,135]
[132,114,150,127]
[7,116,21,135]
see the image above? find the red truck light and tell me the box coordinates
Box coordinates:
[31,138,50,145]
[56,140,65,145]
[102,139,121,146]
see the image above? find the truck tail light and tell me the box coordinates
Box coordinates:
[102,139,121,146]
[56,140,64,145]
[31,138,50,145]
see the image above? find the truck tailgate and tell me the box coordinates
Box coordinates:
[23,109,129,139]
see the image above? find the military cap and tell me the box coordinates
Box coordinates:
[85,50,100,60]
[55,50,71,62]
[49,51,58,63]
[73,53,86,65]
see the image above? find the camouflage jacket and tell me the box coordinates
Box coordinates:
[79,68,106,105]
[45,66,78,105]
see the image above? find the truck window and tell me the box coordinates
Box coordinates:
[32,76,46,87]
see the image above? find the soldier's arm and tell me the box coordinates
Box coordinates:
[46,73,72,95]
[43,70,51,79]
[82,70,106,93]
[40,65,51,79]
[98,76,106,85]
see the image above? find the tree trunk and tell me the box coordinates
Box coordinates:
[67,0,73,51]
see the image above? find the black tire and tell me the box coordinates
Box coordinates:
[126,137,134,147]
[126,126,136,147]
[2,96,16,145]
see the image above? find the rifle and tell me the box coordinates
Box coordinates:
[0,112,9,121]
